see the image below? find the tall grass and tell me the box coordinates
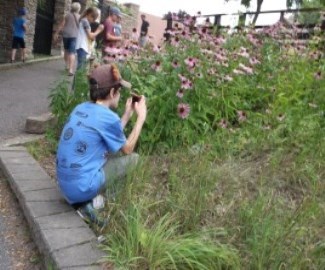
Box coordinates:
[101,205,240,270]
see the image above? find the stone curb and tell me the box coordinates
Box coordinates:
[0,146,105,270]
[0,56,63,71]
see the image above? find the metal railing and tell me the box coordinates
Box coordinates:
[165,7,324,36]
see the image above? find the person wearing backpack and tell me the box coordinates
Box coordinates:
[54,2,81,76]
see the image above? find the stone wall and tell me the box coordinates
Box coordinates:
[0,0,36,63]
[0,0,70,63]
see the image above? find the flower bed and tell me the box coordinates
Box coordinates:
[41,16,325,270]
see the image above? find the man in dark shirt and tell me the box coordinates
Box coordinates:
[139,14,149,47]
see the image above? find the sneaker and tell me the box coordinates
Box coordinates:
[76,202,109,228]
[92,194,105,209]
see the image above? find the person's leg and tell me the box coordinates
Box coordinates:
[63,38,69,69]
[11,37,18,62]
[76,48,87,70]
[11,49,17,62]
[20,38,26,62]
[68,38,77,75]
[21,48,26,62]
[103,153,139,197]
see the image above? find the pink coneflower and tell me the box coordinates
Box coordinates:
[151,60,161,71]
[153,45,161,53]
[237,110,247,122]
[224,75,233,82]
[233,69,245,75]
[181,78,193,89]
[277,113,285,122]
[238,63,254,75]
[176,89,185,98]
[237,47,250,58]
[172,60,179,68]
[219,119,228,129]
[184,57,197,68]
[171,36,180,46]
[249,57,261,65]
[177,103,190,119]
[262,124,271,130]
[314,71,322,80]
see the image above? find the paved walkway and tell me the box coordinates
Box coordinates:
[0,59,64,140]
[0,59,64,269]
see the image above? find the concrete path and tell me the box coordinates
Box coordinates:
[0,59,64,269]
[0,59,64,140]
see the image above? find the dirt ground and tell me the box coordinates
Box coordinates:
[0,171,43,270]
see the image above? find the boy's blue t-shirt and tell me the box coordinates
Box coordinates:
[13,17,26,38]
[56,102,126,204]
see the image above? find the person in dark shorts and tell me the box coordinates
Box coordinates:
[54,2,81,76]
[11,8,27,63]
[139,14,150,47]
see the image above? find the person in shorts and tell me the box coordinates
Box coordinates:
[54,2,81,76]
[76,7,104,70]
[11,8,27,63]
[139,14,150,48]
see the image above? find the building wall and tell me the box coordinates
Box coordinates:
[137,13,165,45]
[0,0,70,63]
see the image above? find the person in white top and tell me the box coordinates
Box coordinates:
[76,7,104,70]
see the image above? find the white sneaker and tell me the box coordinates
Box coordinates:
[92,194,105,210]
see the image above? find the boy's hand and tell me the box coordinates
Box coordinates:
[134,96,147,122]
[125,97,134,117]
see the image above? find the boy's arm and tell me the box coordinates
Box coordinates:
[86,24,104,41]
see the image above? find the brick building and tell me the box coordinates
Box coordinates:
[0,0,163,63]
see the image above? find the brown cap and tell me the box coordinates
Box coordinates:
[89,64,131,90]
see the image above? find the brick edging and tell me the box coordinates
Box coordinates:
[0,146,104,270]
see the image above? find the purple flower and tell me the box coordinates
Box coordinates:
[314,71,322,80]
[151,60,161,71]
[219,119,228,129]
[177,103,190,119]
[176,89,185,98]
[237,110,247,122]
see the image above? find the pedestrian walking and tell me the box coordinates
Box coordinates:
[54,2,81,76]
[76,7,104,70]
[11,8,27,63]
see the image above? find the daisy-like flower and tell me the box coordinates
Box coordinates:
[181,79,193,89]
[153,45,161,53]
[237,110,247,122]
[184,57,196,68]
[224,75,233,82]
[151,60,161,71]
[171,36,180,46]
[177,103,190,119]
[249,57,261,65]
[176,89,185,98]
[314,71,322,80]
[238,63,254,75]
[277,113,285,122]
[219,119,228,129]
[233,69,245,75]
[237,47,250,58]
[172,60,179,68]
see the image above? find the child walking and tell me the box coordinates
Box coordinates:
[75,7,104,70]
[11,8,27,63]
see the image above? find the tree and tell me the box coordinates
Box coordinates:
[226,0,325,26]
